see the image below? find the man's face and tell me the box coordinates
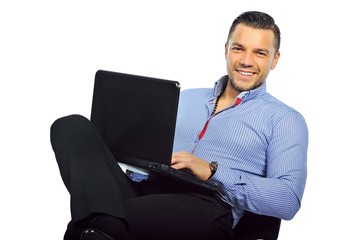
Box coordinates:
[225,23,280,93]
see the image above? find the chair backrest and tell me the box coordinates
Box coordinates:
[233,211,281,240]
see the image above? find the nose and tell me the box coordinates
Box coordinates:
[239,52,254,67]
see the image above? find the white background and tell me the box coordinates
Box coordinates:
[1,1,360,239]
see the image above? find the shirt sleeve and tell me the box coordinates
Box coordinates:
[210,110,308,224]
[117,162,150,182]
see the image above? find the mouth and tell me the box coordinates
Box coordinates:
[236,69,255,77]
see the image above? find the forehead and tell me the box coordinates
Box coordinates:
[229,23,276,51]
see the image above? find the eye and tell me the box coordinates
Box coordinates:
[256,51,268,57]
[231,47,242,52]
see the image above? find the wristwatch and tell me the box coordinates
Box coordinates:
[209,161,218,179]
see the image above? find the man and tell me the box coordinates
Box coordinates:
[51,11,308,240]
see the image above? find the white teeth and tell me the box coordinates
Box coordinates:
[238,70,253,76]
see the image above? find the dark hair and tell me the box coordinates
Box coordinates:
[227,11,281,52]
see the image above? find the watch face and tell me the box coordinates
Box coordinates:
[210,162,218,171]
[209,162,218,179]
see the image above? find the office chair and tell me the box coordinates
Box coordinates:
[233,211,281,240]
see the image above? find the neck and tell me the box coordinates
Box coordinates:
[212,91,236,116]
[223,81,240,100]
[212,81,240,114]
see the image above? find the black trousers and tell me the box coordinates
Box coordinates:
[50,114,234,240]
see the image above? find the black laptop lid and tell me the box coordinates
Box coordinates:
[90,70,181,164]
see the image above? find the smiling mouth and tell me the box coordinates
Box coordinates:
[236,70,254,76]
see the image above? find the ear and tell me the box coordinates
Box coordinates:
[224,42,229,59]
[271,51,280,70]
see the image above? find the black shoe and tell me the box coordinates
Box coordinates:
[88,214,130,240]
[80,228,114,240]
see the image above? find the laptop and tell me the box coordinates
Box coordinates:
[90,70,219,191]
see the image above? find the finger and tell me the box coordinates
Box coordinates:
[171,162,187,170]
[171,152,188,164]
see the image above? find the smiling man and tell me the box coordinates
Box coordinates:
[51,11,308,240]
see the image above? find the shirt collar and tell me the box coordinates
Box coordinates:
[213,75,267,102]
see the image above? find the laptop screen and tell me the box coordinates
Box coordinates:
[90,70,181,164]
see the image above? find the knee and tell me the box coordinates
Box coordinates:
[50,114,91,143]
[51,114,89,131]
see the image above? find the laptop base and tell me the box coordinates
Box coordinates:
[112,151,220,191]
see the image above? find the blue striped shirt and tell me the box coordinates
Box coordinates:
[173,75,308,228]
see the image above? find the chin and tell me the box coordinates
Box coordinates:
[230,80,254,92]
